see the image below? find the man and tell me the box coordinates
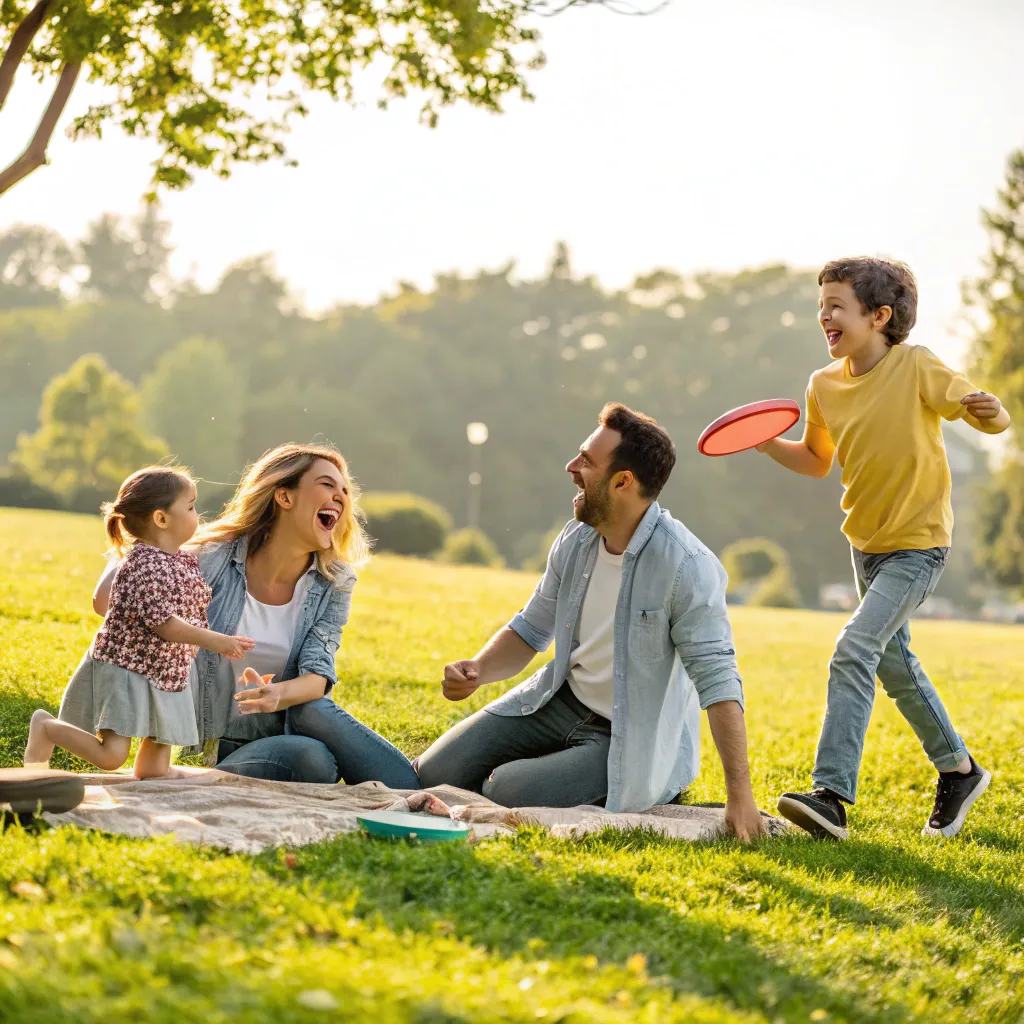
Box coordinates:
[416,403,765,840]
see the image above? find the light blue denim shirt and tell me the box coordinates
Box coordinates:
[190,536,356,745]
[492,501,743,812]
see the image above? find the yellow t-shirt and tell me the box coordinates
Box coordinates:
[805,343,980,553]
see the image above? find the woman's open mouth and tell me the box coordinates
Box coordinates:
[316,507,341,532]
[826,330,843,347]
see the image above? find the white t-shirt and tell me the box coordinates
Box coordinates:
[567,540,624,720]
[234,570,314,683]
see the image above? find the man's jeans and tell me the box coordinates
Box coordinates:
[415,684,612,807]
[813,547,968,803]
[216,696,420,789]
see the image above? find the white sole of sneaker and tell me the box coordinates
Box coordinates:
[777,796,849,840]
[921,769,992,839]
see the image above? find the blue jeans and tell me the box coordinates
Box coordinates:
[216,697,420,789]
[812,547,969,803]
[415,684,612,807]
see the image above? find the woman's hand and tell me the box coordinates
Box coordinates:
[234,667,280,714]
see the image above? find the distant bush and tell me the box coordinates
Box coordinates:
[64,483,115,516]
[0,470,64,511]
[361,492,452,557]
[439,528,505,568]
[747,570,801,608]
[721,537,801,608]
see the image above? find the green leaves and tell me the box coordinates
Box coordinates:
[3,0,544,192]
[9,353,169,500]
[965,148,1024,593]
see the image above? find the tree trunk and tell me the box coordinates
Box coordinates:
[0,61,81,196]
[0,0,53,112]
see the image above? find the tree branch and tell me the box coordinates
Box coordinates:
[0,61,81,197]
[0,0,53,112]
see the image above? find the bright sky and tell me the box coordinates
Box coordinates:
[2,0,1022,366]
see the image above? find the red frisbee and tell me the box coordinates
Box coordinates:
[697,399,801,456]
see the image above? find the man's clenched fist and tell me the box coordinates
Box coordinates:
[442,660,481,701]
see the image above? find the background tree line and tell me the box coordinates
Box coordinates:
[2,147,1021,607]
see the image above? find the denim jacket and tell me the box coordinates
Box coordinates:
[189,536,355,745]
[494,501,743,812]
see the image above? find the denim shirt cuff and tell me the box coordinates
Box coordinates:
[298,629,339,692]
[697,678,745,712]
[508,613,549,653]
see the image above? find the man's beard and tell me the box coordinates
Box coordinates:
[574,478,612,526]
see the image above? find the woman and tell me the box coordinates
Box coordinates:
[95,443,419,787]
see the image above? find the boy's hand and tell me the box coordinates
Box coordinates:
[961,392,1002,419]
[215,634,256,659]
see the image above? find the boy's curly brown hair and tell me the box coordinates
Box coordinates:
[818,257,918,345]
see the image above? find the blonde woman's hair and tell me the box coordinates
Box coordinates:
[101,466,196,557]
[193,443,370,578]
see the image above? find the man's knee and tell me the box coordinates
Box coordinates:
[481,763,528,807]
[415,745,474,790]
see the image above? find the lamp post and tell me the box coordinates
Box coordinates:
[466,421,488,531]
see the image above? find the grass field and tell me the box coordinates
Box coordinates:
[1,506,1023,1023]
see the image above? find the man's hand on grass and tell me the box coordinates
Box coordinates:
[725,791,767,842]
[442,660,481,701]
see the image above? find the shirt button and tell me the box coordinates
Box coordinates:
[521,704,532,714]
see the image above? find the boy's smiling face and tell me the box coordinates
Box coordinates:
[818,279,890,361]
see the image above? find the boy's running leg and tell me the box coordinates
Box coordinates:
[875,577,990,837]
[780,549,943,837]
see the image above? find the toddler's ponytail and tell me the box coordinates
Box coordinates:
[101,504,132,557]
[101,466,195,557]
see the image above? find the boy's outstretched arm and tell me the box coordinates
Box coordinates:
[755,422,834,477]
[960,392,1011,434]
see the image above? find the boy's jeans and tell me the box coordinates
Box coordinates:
[812,547,969,803]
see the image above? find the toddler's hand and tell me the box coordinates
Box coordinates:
[217,634,256,659]
[961,392,1002,420]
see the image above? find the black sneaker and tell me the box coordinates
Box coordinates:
[777,788,848,840]
[921,758,991,838]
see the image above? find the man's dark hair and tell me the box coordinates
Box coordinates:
[818,256,918,346]
[598,402,676,499]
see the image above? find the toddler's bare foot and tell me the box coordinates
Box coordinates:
[23,709,56,769]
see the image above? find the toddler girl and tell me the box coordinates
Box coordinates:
[23,466,254,779]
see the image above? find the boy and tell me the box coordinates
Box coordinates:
[757,256,1010,840]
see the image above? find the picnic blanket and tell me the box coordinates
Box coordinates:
[37,767,788,853]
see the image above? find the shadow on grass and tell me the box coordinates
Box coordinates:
[739,863,905,931]
[757,837,1024,939]
[284,832,912,1024]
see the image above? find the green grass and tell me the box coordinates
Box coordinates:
[1,506,1022,1023]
